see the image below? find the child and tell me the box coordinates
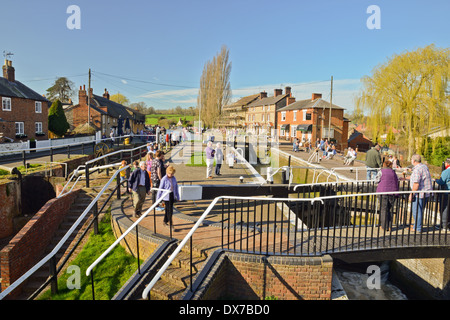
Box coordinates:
[119,160,127,183]
[157,166,180,230]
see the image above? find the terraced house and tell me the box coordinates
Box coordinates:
[277,93,349,151]
[245,87,296,136]
[0,60,49,142]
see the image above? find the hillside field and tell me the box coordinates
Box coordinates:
[145,114,195,126]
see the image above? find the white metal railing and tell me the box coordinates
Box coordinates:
[141,188,449,299]
[140,195,322,300]
[0,165,130,300]
[58,163,123,198]
[86,188,171,278]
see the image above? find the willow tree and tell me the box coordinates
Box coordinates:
[197,45,232,128]
[356,45,450,158]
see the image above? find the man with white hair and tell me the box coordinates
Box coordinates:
[409,154,432,232]
[205,141,215,179]
[128,161,151,218]
[215,142,224,176]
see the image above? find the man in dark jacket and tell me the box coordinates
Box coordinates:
[128,161,151,217]
[365,144,382,180]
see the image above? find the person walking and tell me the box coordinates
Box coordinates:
[365,144,382,180]
[151,150,167,210]
[128,161,151,218]
[157,166,180,230]
[205,141,215,179]
[215,142,224,176]
[409,154,433,232]
[435,158,450,231]
[376,159,399,231]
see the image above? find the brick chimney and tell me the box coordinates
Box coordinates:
[285,86,292,97]
[260,91,267,99]
[79,85,88,105]
[274,88,282,97]
[103,88,110,100]
[287,96,296,105]
[2,60,15,82]
[312,93,322,101]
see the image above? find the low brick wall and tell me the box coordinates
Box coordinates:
[197,252,334,300]
[110,198,170,261]
[0,180,21,238]
[0,190,80,297]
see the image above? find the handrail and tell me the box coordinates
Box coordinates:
[86,188,172,277]
[141,188,450,299]
[140,195,321,300]
[58,162,122,198]
[0,165,130,300]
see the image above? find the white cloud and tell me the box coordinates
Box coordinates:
[138,78,362,111]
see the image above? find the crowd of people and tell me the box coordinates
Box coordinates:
[365,143,449,233]
[115,128,449,235]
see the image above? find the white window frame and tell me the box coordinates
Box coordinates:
[2,97,11,111]
[35,122,43,133]
[15,122,24,135]
[291,125,297,137]
[281,112,286,121]
[35,101,42,113]
[293,110,297,121]
[303,109,307,121]
[262,114,265,122]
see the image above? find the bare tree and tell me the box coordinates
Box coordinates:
[198,45,232,128]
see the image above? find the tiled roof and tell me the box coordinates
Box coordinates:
[278,98,345,112]
[0,77,48,102]
[247,94,289,108]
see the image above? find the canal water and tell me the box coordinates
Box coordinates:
[334,262,409,300]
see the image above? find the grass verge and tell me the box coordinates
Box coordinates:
[38,211,141,300]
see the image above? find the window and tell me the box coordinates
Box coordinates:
[35,101,42,113]
[267,114,270,122]
[306,113,311,121]
[291,125,297,137]
[2,97,11,111]
[281,112,286,121]
[262,114,265,122]
[303,110,307,121]
[293,111,297,121]
[35,122,43,133]
[15,122,24,135]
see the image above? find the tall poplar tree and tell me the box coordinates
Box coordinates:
[197,45,232,128]
[356,44,450,158]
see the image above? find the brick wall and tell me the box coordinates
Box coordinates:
[199,252,334,300]
[0,96,48,141]
[0,180,21,238]
[391,258,450,300]
[0,190,80,296]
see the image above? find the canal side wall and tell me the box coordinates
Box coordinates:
[391,258,450,300]
[0,190,80,296]
[194,252,334,300]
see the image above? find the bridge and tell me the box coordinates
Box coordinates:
[0,138,449,300]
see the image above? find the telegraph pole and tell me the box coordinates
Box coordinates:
[88,68,91,126]
[328,76,333,140]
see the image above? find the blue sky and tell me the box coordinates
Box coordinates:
[1,0,449,112]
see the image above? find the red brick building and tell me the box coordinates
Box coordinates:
[0,60,49,142]
[64,86,145,136]
[277,93,349,151]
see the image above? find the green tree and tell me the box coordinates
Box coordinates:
[48,100,70,137]
[356,44,450,158]
[46,77,75,103]
[110,93,129,106]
